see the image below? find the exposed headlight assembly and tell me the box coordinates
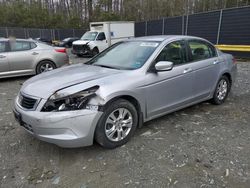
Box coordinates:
[42,86,99,112]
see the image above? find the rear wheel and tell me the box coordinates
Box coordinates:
[36,61,56,74]
[210,75,231,105]
[95,99,138,149]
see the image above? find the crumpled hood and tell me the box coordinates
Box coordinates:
[73,40,91,45]
[21,64,121,99]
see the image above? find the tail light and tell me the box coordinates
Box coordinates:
[55,48,66,54]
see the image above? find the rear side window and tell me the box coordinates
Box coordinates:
[188,40,217,61]
[30,42,37,49]
[0,42,7,53]
[10,41,31,51]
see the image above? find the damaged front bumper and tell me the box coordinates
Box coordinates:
[71,44,92,56]
[13,97,103,148]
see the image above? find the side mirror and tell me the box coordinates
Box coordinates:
[155,61,174,71]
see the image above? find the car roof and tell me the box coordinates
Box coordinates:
[132,35,206,42]
[0,38,9,42]
[0,38,38,42]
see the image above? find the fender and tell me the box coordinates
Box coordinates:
[100,90,146,123]
[87,41,98,51]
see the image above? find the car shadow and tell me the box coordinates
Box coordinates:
[0,75,31,83]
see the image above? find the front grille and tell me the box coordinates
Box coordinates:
[19,94,37,109]
[73,44,87,52]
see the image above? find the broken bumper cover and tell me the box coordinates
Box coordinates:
[14,98,102,148]
[71,45,92,55]
[71,49,90,55]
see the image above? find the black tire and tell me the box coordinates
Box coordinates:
[95,99,138,149]
[210,75,231,105]
[76,54,82,57]
[92,48,99,57]
[36,60,56,74]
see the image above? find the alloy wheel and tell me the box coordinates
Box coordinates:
[105,108,133,142]
[40,63,54,73]
[217,79,228,100]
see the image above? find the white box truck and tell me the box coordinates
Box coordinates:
[72,21,134,56]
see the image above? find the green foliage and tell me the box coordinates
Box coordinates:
[0,0,249,29]
[0,1,83,28]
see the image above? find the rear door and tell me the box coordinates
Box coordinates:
[0,41,9,74]
[187,39,220,100]
[8,40,39,73]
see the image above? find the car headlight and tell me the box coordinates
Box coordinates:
[42,86,99,112]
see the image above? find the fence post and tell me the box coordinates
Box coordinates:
[185,15,189,35]
[162,18,165,35]
[216,9,223,45]
[27,29,29,38]
[145,21,147,36]
[50,29,52,40]
[58,30,60,40]
[5,27,8,37]
[182,16,185,35]
[24,28,26,38]
[73,29,75,37]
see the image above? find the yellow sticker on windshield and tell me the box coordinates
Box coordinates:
[140,42,159,47]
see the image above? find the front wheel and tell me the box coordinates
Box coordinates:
[92,48,99,57]
[210,75,231,105]
[95,99,138,149]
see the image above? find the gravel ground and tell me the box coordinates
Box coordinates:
[0,57,250,188]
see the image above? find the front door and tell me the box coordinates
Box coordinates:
[144,40,195,119]
[95,32,108,52]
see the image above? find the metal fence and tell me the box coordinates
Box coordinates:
[0,27,86,40]
[135,6,250,46]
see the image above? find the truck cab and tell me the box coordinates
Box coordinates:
[72,21,134,57]
[72,31,107,56]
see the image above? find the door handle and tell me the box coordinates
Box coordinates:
[0,55,6,58]
[183,68,192,74]
[213,60,220,65]
[31,52,39,55]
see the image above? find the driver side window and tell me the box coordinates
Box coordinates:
[96,32,106,41]
[156,40,187,66]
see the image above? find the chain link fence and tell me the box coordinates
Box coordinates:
[0,27,86,40]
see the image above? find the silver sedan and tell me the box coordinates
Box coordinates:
[0,38,69,78]
[14,35,237,149]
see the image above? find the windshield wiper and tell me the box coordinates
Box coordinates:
[93,64,120,70]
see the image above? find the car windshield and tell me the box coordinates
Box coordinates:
[87,41,160,70]
[63,38,70,42]
[81,32,98,41]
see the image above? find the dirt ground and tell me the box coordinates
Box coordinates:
[0,58,250,188]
